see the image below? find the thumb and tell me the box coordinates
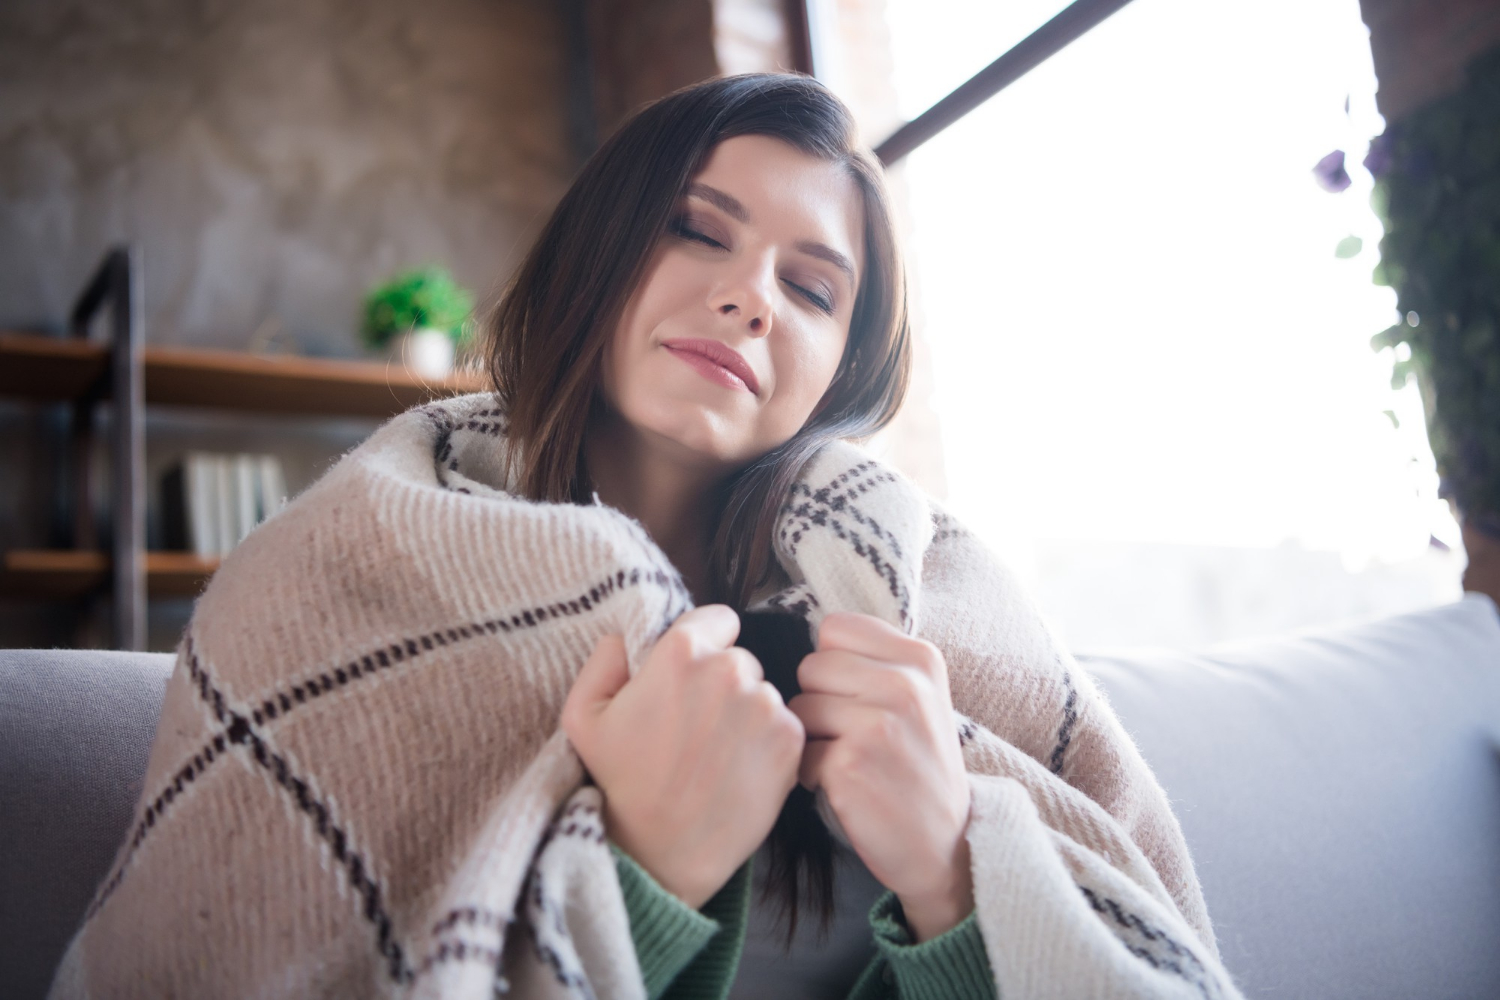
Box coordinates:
[563,633,630,735]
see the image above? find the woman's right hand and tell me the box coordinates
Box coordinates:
[562,605,805,908]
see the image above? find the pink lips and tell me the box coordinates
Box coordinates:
[661,338,760,395]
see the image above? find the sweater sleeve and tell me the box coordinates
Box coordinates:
[610,843,753,1000]
[846,891,997,1000]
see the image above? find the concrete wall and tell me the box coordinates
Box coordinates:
[0,0,576,349]
[0,0,579,648]
[0,0,947,649]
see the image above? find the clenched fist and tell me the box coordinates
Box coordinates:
[562,605,806,908]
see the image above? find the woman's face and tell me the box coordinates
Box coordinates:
[601,134,865,471]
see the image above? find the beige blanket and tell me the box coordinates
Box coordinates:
[51,393,1241,1000]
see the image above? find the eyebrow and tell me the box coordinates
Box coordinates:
[688,182,748,222]
[686,182,858,290]
[794,239,857,289]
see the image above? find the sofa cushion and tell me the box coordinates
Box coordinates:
[1081,593,1500,1000]
[0,648,174,1000]
[4,596,1498,999]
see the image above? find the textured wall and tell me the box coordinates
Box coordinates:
[587,0,721,139]
[0,0,575,350]
[0,0,578,648]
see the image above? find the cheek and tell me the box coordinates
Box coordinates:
[602,259,670,407]
[773,324,848,422]
[598,313,630,410]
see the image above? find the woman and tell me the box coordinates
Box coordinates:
[526,78,981,994]
[53,74,1239,1000]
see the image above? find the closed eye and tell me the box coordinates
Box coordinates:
[670,217,725,250]
[784,280,833,314]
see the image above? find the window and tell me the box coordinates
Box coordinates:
[824,0,1462,646]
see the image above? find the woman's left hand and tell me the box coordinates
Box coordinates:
[789,612,974,942]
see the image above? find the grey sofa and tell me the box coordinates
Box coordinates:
[4,595,1498,999]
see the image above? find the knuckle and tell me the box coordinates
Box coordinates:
[665,623,698,656]
[711,651,749,689]
[729,646,765,681]
[885,668,926,712]
[913,638,945,676]
[697,650,751,696]
[796,650,826,687]
[560,700,589,746]
[771,710,805,752]
[752,679,786,714]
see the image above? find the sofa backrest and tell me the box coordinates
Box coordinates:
[2,595,1497,999]
[1082,593,1500,1000]
[0,648,173,1000]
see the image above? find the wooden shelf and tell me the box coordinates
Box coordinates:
[0,331,486,418]
[1,550,219,600]
[0,332,109,400]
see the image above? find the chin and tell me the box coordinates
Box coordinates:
[638,399,758,468]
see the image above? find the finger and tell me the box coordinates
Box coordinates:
[818,612,944,681]
[788,691,866,740]
[702,646,765,689]
[798,738,834,790]
[670,604,742,656]
[797,648,895,698]
[561,634,631,752]
[564,633,630,722]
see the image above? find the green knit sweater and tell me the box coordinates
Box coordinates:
[611,846,997,1000]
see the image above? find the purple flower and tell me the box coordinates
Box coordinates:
[1312,150,1352,192]
[1363,132,1395,177]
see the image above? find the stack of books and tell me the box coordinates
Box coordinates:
[162,453,288,558]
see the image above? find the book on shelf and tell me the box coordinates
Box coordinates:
[161,452,289,559]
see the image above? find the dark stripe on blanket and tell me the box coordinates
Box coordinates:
[247,565,680,729]
[83,729,230,922]
[432,906,509,936]
[930,509,968,545]
[88,565,675,949]
[1079,886,1215,1000]
[1049,669,1080,775]
[416,910,512,981]
[796,461,908,562]
[414,938,504,977]
[780,465,905,561]
[88,639,416,984]
[778,476,912,628]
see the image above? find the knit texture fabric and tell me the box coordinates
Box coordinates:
[615,843,996,1000]
[49,393,1241,1000]
[611,847,751,1000]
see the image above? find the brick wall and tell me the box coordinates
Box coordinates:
[1360,0,1500,121]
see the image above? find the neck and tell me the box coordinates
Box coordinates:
[583,411,730,605]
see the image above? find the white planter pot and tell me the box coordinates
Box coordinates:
[390,327,455,380]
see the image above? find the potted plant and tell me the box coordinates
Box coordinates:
[1363,46,1500,601]
[361,267,476,379]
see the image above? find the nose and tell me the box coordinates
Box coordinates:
[708,252,775,338]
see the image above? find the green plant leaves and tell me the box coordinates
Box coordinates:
[360,267,476,350]
[1334,235,1364,258]
[1368,44,1500,516]
[1370,323,1407,351]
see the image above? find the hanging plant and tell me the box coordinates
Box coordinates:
[1340,46,1500,540]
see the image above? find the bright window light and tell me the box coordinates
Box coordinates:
[869,0,1463,646]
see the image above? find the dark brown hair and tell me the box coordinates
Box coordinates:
[485,72,911,938]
